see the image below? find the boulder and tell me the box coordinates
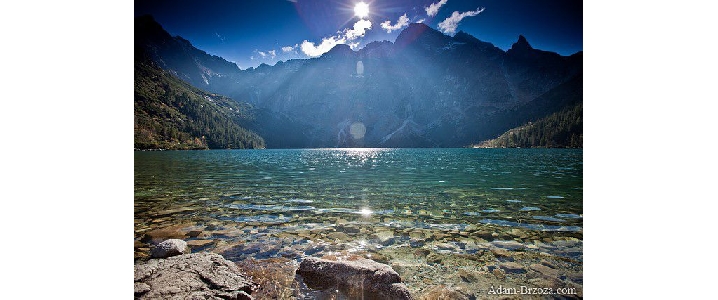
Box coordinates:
[296,257,413,300]
[150,239,188,258]
[134,252,257,299]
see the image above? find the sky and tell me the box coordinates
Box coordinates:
[135,0,582,70]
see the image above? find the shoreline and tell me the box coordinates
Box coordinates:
[135,220,583,299]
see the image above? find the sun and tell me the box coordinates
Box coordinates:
[354,2,369,18]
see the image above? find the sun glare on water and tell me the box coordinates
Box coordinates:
[354,2,369,18]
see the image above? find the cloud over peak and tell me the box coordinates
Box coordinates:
[425,0,448,17]
[300,19,372,57]
[301,36,345,57]
[345,19,372,41]
[380,14,410,33]
[438,7,485,35]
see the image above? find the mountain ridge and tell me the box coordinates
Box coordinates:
[135,16,582,148]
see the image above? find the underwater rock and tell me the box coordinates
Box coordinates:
[150,239,188,258]
[186,239,214,248]
[325,231,350,242]
[419,285,472,300]
[530,263,560,278]
[499,262,526,273]
[134,252,256,299]
[297,257,413,300]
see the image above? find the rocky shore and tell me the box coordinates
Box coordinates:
[135,227,583,299]
[134,241,414,300]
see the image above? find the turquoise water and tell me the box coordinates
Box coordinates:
[135,148,582,261]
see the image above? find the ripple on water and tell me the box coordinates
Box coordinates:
[506,199,522,203]
[482,209,501,213]
[226,204,315,212]
[463,212,481,216]
[556,213,582,219]
[546,195,565,199]
[315,208,357,214]
[520,206,541,211]
[231,214,292,224]
[479,219,582,232]
[532,216,566,222]
[287,199,314,203]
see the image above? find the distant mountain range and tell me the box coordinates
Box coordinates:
[135,15,582,148]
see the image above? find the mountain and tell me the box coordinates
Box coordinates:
[135,16,582,148]
[134,50,265,150]
[472,102,583,148]
[135,15,241,90]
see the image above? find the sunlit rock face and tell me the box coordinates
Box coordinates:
[136,16,582,148]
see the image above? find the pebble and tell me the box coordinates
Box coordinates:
[499,262,526,273]
[530,263,560,278]
[186,239,214,247]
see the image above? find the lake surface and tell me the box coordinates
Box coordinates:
[135,148,583,295]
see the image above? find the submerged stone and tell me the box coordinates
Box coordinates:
[186,239,214,248]
[499,262,526,273]
[296,257,413,300]
[419,285,472,300]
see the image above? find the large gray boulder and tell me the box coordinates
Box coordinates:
[296,257,413,300]
[150,239,188,258]
[134,252,256,299]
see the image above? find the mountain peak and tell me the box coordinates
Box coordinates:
[395,23,435,47]
[322,44,355,59]
[395,22,450,49]
[511,35,533,51]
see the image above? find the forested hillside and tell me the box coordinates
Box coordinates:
[134,57,265,150]
[473,103,582,148]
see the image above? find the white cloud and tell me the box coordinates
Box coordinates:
[345,19,372,41]
[268,50,276,57]
[281,46,294,52]
[425,0,448,17]
[300,19,372,57]
[380,14,410,33]
[301,36,346,57]
[438,7,485,35]
[258,51,267,57]
[416,18,426,24]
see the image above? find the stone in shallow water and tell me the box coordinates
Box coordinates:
[134,252,256,299]
[141,224,192,242]
[530,263,560,278]
[325,231,350,242]
[186,239,214,248]
[457,269,478,283]
[499,262,526,273]
[419,285,472,300]
[491,240,525,250]
[371,231,394,246]
[296,257,413,300]
[150,239,188,258]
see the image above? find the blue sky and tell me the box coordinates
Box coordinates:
[135,0,582,69]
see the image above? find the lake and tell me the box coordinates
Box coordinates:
[135,148,583,296]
